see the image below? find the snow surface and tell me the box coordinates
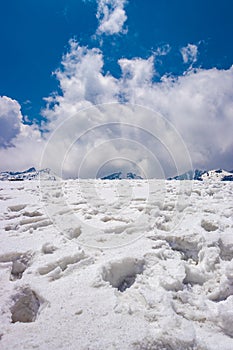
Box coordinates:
[0,179,233,349]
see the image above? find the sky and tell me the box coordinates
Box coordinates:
[0,0,233,178]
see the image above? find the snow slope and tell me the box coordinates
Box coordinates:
[0,179,233,349]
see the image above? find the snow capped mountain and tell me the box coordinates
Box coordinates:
[168,169,233,181]
[1,167,232,181]
[168,169,206,181]
[201,169,233,181]
[0,168,143,181]
[0,167,57,181]
[100,172,143,180]
[126,172,143,180]
[101,172,123,180]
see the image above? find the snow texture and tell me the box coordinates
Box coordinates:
[0,179,233,349]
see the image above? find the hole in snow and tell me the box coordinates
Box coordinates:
[8,204,27,212]
[102,258,145,292]
[0,252,32,281]
[201,219,218,232]
[23,210,43,217]
[117,275,137,292]
[11,288,41,323]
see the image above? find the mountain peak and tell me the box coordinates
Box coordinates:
[100,172,143,180]
[0,168,57,181]
[168,169,233,181]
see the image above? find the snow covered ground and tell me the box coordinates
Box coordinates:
[0,179,233,349]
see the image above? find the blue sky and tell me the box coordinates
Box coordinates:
[0,0,233,176]
[1,0,233,121]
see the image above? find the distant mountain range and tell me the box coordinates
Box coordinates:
[0,168,143,181]
[100,172,143,180]
[101,169,233,181]
[0,168,233,181]
[168,169,233,181]
[0,167,57,181]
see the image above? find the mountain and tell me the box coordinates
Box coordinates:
[168,169,206,181]
[201,169,233,181]
[0,168,57,181]
[1,167,232,181]
[101,172,143,180]
[126,172,143,180]
[168,169,233,181]
[101,172,122,180]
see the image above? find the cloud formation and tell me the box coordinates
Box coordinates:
[180,43,198,66]
[0,96,22,148]
[1,40,233,177]
[41,41,233,177]
[96,0,127,35]
[0,96,42,171]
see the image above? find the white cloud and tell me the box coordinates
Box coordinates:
[40,41,233,177]
[1,40,233,177]
[180,43,198,65]
[0,96,42,171]
[154,44,171,57]
[56,40,119,105]
[96,0,127,35]
[118,56,155,102]
[119,56,154,86]
[0,96,22,148]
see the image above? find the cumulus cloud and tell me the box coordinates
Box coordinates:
[1,40,233,177]
[118,56,155,102]
[119,56,155,86]
[0,96,22,148]
[0,96,42,171]
[41,104,188,179]
[180,43,198,66]
[55,40,119,105]
[96,0,127,35]
[40,41,233,177]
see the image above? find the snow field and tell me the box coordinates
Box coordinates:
[0,179,233,349]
